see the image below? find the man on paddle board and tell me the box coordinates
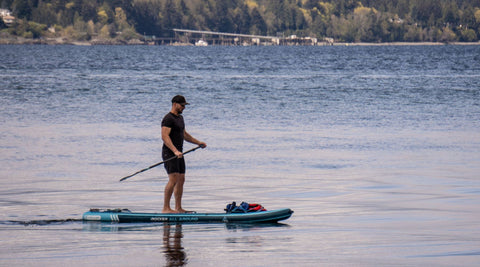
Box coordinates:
[161,95,206,213]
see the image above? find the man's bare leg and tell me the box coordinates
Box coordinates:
[163,173,180,213]
[163,173,186,213]
[173,173,186,213]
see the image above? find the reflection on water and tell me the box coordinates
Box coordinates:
[163,224,187,267]
[83,222,187,266]
[81,221,291,266]
[81,221,291,232]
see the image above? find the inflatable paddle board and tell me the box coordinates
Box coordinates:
[83,208,293,223]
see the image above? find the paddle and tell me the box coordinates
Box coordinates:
[119,146,202,182]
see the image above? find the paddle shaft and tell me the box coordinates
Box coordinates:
[119,146,201,182]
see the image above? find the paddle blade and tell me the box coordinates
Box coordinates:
[119,173,135,182]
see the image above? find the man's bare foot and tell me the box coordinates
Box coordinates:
[162,208,195,214]
[162,208,177,214]
[175,209,195,213]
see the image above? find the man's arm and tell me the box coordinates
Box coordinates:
[184,130,207,148]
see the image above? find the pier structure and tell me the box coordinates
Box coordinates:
[169,29,326,46]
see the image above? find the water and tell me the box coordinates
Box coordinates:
[1,45,479,266]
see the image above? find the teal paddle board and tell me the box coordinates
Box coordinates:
[83,208,293,223]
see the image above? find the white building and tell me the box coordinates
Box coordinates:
[0,8,11,17]
[0,8,15,26]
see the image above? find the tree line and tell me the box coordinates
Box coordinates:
[2,0,480,43]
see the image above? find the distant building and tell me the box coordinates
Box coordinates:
[0,9,10,16]
[0,9,15,26]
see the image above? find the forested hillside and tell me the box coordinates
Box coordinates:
[1,0,480,43]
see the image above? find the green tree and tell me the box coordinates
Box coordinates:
[12,0,33,19]
[130,0,163,36]
[404,24,423,42]
[460,27,477,41]
[250,7,266,35]
[232,4,251,33]
[162,0,183,33]
[412,0,442,26]
[28,21,47,38]
[31,1,57,25]
[115,7,129,31]
[0,17,6,29]
[212,0,234,32]
[443,1,459,25]
[440,26,457,42]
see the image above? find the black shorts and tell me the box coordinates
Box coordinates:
[163,150,186,174]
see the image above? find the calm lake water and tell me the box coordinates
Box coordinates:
[1,44,479,266]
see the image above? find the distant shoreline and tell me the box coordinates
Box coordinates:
[332,42,480,46]
[1,36,479,46]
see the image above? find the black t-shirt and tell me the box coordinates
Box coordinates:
[161,112,185,153]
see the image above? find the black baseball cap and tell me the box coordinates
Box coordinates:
[171,95,189,105]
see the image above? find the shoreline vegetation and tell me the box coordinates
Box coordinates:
[1,34,479,46]
[1,1,480,46]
